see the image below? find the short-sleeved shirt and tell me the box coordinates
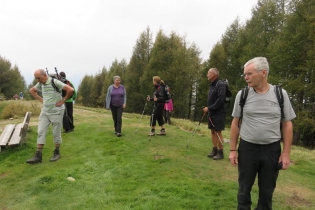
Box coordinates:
[232,85,296,144]
[110,85,125,106]
[35,77,65,114]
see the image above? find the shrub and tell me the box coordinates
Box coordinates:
[1,101,41,119]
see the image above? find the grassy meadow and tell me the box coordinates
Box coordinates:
[0,100,314,210]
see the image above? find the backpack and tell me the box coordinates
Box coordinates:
[238,85,284,127]
[51,78,61,93]
[51,78,76,100]
[164,85,172,103]
[218,79,232,107]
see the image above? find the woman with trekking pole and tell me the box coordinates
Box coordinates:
[147,76,166,136]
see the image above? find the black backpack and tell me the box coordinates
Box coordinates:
[218,79,232,107]
[238,85,284,127]
[164,85,171,103]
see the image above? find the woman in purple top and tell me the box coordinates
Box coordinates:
[106,76,127,137]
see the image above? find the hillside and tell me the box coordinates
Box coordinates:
[0,102,314,210]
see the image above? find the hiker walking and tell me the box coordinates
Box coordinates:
[59,71,76,133]
[26,69,74,164]
[229,57,296,209]
[147,76,166,136]
[203,68,227,160]
[106,75,127,137]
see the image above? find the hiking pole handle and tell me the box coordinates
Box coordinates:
[54,67,60,79]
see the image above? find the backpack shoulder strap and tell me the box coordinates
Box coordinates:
[274,85,285,120]
[51,78,60,93]
[238,86,249,127]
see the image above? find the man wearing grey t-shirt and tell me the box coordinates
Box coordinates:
[229,57,296,210]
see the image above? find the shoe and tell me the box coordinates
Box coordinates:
[207,147,218,158]
[50,149,61,162]
[26,151,42,164]
[156,129,166,135]
[114,131,117,135]
[148,131,155,136]
[64,129,73,133]
[116,133,121,137]
[213,149,224,160]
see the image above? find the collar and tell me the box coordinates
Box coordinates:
[210,78,219,86]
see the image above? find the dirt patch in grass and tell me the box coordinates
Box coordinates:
[154,155,164,160]
[0,173,8,178]
[285,191,313,207]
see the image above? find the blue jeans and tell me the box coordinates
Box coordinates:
[237,139,281,210]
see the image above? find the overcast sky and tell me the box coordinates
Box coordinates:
[0,0,257,89]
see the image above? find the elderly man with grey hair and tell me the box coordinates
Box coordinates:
[229,57,296,210]
[106,75,127,137]
[27,69,74,164]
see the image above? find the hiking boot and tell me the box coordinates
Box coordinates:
[148,131,155,136]
[116,133,121,137]
[207,147,218,158]
[157,129,166,135]
[26,151,42,164]
[213,149,224,160]
[50,149,61,162]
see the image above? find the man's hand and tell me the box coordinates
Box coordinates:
[55,99,65,107]
[229,151,238,166]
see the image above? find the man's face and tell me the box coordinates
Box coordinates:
[207,70,214,81]
[243,63,265,87]
[34,72,47,84]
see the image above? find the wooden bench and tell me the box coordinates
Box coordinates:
[0,112,32,152]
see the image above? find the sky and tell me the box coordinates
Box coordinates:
[0,0,257,89]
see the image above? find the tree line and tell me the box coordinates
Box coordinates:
[1,0,313,147]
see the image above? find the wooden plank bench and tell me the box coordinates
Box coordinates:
[0,112,32,151]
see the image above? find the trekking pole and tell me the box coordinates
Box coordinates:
[54,67,60,80]
[148,103,155,141]
[186,112,206,148]
[208,117,228,155]
[135,100,148,134]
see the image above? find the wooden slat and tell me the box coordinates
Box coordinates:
[0,124,15,146]
[20,112,32,144]
[8,123,23,145]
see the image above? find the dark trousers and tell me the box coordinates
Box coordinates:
[150,105,164,127]
[237,139,281,210]
[110,105,123,133]
[64,102,74,130]
[163,110,171,125]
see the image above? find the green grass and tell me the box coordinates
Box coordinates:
[0,104,314,210]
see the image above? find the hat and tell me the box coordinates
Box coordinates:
[60,72,66,78]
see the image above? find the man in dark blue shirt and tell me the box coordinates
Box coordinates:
[203,68,227,160]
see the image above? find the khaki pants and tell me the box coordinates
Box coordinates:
[37,109,65,145]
